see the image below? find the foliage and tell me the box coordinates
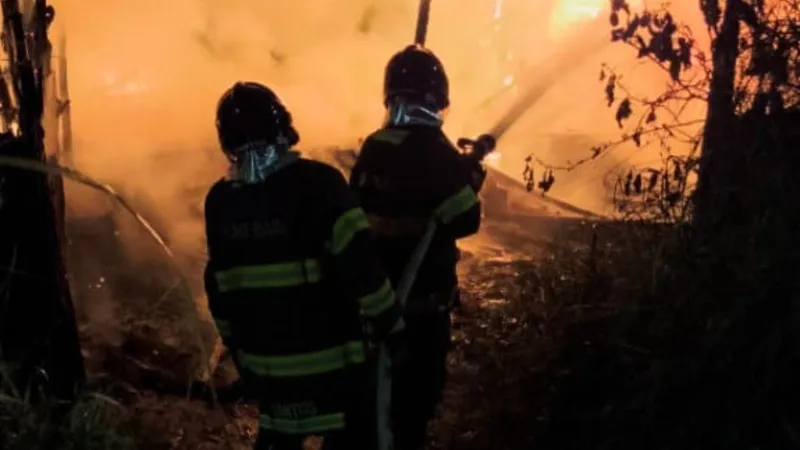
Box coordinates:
[432,212,799,449]
[0,362,136,450]
[523,0,800,221]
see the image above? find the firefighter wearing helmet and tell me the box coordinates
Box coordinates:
[349,46,487,450]
[204,81,405,450]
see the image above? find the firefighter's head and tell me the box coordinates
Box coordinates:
[216,81,300,156]
[383,45,449,127]
[215,82,300,183]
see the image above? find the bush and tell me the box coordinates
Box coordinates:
[0,363,137,450]
[436,215,798,450]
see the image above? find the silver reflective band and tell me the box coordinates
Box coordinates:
[228,144,300,184]
[385,101,443,128]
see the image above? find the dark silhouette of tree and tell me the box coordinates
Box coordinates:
[531,3,800,448]
[0,0,85,403]
[599,1,800,447]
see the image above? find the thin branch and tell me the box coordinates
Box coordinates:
[525,119,704,173]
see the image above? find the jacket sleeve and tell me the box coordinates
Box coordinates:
[203,184,238,351]
[320,166,405,341]
[348,154,362,191]
[430,144,484,240]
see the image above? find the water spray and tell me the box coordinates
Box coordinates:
[485,15,612,143]
[454,8,616,219]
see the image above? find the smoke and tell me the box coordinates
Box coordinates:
[47,0,708,260]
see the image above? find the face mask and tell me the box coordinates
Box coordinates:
[384,100,443,128]
[227,139,299,184]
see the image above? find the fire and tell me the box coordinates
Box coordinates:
[558,0,604,20]
[549,0,642,36]
[550,0,604,34]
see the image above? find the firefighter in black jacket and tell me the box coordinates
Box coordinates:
[349,46,486,450]
[204,81,404,450]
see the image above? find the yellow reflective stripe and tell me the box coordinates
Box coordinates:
[328,208,370,255]
[214,318,232,337]
[259,412,345,434]
[239,341,365,378]
[371,129,410,146]
[214,259,321,292]
[434,186,479,224]
[358,279,396,317]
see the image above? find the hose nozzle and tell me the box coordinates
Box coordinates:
[457,134,497,162]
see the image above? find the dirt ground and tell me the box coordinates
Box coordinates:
[66,181,604,449]
[74,253,534,449]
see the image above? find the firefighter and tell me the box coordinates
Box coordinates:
[349,45,487,450]
[203,81,405,450]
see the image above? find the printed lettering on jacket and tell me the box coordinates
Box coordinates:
[269,401,318,419]
[224,218,287,240]
[357,171,417,193]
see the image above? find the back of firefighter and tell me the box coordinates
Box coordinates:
[203,81,404,450]
[349,46,486,450]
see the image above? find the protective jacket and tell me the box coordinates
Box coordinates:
[349,125,484,302]
[204,157,402,439]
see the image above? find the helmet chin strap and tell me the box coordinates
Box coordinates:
[385,100,443,128]
[227,138,299,184]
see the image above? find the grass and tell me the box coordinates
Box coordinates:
[0,363,137,450]
[432,215,799,450]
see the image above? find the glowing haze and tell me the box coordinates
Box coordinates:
[48,0,705,244]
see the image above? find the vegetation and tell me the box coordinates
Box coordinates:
[439,1,800,448]
[0,363,135,450]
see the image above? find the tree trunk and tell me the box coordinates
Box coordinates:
[0,134,86,400]
[693,0,741,231]
[684,2,800,443]
[0,0,86,401]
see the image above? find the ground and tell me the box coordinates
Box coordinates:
[83,254,547,450]
[14,205,793,449]
[63,208,606,450]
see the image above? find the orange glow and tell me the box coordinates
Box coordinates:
[556,0,604,20]
[46,0,704,239]
[549,0,604,37]
[549,0,644,36]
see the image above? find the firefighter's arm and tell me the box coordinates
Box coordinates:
[432,149,483,239]
[321,166,405,341]
[347,142,371,197]
[203,186,238,351]
[348,154,362,191]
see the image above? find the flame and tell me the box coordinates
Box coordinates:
[560,0,604,19]
[493,0,503,20]
[549,0,604,36]
[550,0,642,36]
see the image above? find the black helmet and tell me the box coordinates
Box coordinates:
[383,45,449,111]
[215,81,299,154]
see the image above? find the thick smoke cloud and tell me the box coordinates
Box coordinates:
[49,0,706,242]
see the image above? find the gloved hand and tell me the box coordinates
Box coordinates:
[473,134,497,159]
[469,164,488,193]
[195,378,247,409]
[216,378,247,404]
[384,328,409,368]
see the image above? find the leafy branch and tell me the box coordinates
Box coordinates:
[522,119,702,196]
